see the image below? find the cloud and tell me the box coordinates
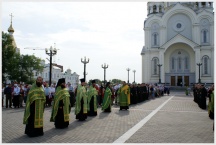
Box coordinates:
[2,1,147,83]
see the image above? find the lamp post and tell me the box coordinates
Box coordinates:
[126,68,130,84]
[81,56,89,81]
[197,63,202,83]
[133,70,136,83]
[83,72,88,82]
[102,63,108,84]
[45,46,57,86]
[157,64,162,84]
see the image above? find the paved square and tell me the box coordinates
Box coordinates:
[2,91,214,143]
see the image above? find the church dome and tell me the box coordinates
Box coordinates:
[8,24,14,33]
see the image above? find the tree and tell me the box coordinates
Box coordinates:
[2,32,16,83]
[2,31,44,84]
[19,54,44,84]
[111,79,122,84]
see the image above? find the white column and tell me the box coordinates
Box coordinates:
[150,6,153,13]
[159,50,164,83]
[156,5,159,12]
[206,2,209,7]
[198,2,202,8]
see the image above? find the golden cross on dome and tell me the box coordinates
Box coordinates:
[9,13,14,24]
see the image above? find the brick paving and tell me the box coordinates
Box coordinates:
[2,91,214,143]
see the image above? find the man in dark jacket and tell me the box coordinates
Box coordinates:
[4,84,13,108]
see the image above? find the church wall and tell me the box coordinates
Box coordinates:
[142,2,214,85]
[167,13,192,41]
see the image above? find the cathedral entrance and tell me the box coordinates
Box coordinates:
[184,76,189,86]
[168,75,191,86]
[177,76,182,86]
[171,76,175,86]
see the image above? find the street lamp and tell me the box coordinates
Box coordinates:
[102,63,108,84]
[157,64,162,84]
[133,70,136,83]
[83,72,88,82]
[45,46,57,86]
[126,68,130,84]
[197,63,202,83]
[81,56,90,81]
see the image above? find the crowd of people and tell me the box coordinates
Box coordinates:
[192,83,214,130]
[3,77,214,137]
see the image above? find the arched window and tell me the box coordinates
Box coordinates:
[203,30,207,43]
[154,33,157,45]
[152,57,159,75]
[152,32,159,46]
[204,57,208,74]
[185,57,189,69]
[178,57,182,70]
[171,57,175,70]
[202,56,210,75]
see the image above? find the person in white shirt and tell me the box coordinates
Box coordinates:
[13,84,20,108]
[50,84,55,105]
[44,84,51,107]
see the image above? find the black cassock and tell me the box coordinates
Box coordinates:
[76,98,87,121]
[25,101,44,137]
[88,96,97,116]
[54,100,69,129]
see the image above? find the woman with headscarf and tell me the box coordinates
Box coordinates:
[50,78,71,129]
[102,82,112,112]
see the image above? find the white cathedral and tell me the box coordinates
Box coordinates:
[141,2,214,86]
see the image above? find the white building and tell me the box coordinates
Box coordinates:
[33,61,79,88]
[141,2,214,86]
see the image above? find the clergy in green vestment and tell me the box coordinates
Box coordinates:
[87,80,98,116]
[23,76,46,137]
[102,82,112,112]
[118,81,130,110]
[75,78,88,121]
[50,78,71,129]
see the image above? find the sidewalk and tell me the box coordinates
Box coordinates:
[2,91,214,143]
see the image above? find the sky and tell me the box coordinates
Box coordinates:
[1,1,148,83]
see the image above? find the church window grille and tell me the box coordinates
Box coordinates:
[203,30,207,43]
[154,34,157,45]
[204,57,208,74]
[201,2,206,7]
[154,59,157,75]
[172,57,175,69]
[178,57,181,70]
[202,56,210,75]
[185,57,188,69]
[152,57,159,75]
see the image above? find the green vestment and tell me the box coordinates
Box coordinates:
[102,87,112,111]
[50,86,71,122]
[75,85,88,115]
[118,85,130,106]
[23,83,46,128]
[87,85,98,112]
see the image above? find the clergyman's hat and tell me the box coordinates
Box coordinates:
[80,78,85,83]
[92,80,96,84]
[57,78,65,87]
